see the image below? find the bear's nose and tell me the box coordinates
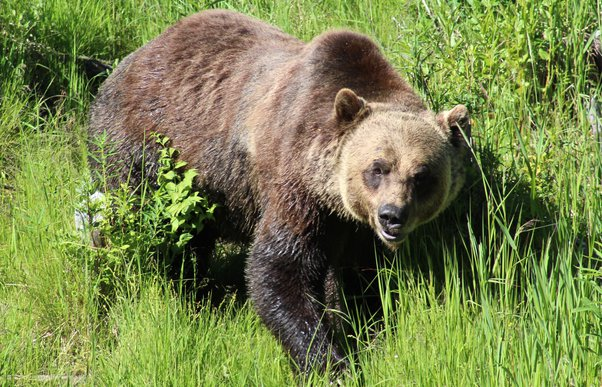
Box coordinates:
[378,204,409,232]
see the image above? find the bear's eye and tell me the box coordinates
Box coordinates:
[414,165,430,184]
[363,159,390,190]
[414,165,436,196]
[371,159,391,176]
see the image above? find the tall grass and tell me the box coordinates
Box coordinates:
[1,0,601,385]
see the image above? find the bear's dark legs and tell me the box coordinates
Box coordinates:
[168,225,218,290]
[189,225,219,278]
[246,223,347,374]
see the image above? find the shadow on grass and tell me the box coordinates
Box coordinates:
[395,140,569,300]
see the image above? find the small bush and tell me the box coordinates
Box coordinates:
[75,133,216,303]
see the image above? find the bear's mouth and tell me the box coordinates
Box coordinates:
[379,228,407,246]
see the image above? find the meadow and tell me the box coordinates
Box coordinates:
[1,0,601,385]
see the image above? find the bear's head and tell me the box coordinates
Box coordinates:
[335,88,471,250]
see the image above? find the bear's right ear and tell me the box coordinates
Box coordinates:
[436,104,471,148]
[334,88,368,122]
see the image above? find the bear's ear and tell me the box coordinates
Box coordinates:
[436,104,471,148]
[334,88,367,122]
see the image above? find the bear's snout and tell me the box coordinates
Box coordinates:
[378,203,409,241]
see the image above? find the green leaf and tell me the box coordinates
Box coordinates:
[176,232,193,248]
[162,170,176,181]
[171,218,180,233]
[174,160,188,169]
[537,48,549,61]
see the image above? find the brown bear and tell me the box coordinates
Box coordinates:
[88,10,471,374]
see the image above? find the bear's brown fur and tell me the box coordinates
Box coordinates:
[89,10,471,374]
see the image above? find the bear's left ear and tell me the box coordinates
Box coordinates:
[436,104,471,148]
[334,88,368,122]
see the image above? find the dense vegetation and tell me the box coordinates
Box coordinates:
[1,0,601,384]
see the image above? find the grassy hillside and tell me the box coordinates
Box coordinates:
[1,0,601,385]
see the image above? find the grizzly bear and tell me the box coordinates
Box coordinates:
[88,10,471,374]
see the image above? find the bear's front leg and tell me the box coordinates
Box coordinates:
[246,218,347,374]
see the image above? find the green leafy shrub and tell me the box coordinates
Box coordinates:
[103,133,216,254]
[75,133,216,303]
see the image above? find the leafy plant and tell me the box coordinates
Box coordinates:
[75,133,217,304]
[151,133,216,251]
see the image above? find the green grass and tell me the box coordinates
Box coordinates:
[1,0,601,385]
